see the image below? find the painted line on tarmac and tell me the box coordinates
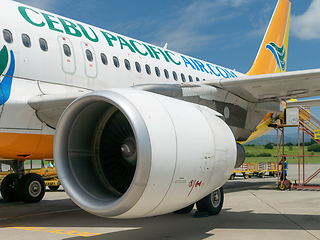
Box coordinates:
[0,208,81,221]
[247,189,320,240]
[2,225,101,237]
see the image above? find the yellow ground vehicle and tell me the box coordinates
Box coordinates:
[229,162,278,180]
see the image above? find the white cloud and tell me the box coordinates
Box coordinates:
[229,0,249,8]
[291,0,320,40]
[148,0,246,53]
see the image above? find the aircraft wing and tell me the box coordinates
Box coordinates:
[204,68,320,102]
[28,92,86,129]
[286,98,320,108]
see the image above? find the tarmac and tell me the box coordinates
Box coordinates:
[0,164,320,240]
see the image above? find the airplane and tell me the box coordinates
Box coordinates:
[0,0,318,219]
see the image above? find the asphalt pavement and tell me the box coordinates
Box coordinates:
[0,164,320,240]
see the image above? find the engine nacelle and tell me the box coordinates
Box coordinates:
[54,89,236,218]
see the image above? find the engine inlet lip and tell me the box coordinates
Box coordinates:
[54,90,152,217]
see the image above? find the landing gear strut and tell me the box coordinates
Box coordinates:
[173,187,224,216]
[0,160,45,203]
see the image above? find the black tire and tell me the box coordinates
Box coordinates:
[196,187,224,215]
[0,174,20,202]
[17,173,45,203]
[174,203,194,214]
[278,182,287,191]
[229,174,235,180]
[49,186,60,191]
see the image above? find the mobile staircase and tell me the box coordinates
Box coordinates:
[277,105,320,190]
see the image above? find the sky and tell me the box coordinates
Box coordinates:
[12,0,319,74]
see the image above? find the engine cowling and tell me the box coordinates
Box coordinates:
[54,89,236,218]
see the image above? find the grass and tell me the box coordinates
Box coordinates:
[244,145,320,164]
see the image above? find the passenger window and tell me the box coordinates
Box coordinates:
[181,73,186,83]
[196,77,200,82]
[86,49,93,62]
[188,75,193,82]
[39,38,48,51]
[22,34,31,48]
[3,29,13,43]
[135,62,141,73]
[63,44,71,57]
[113,56,120,68]
[155,67,160,77]
[145,64,151,75]
[172,71,178,81]
[101,53,108,65]
[124,59,131,70]
[164,69,169,79]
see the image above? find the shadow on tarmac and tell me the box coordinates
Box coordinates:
[1,178,320,240]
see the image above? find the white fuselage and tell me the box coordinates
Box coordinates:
[0,0,246,160]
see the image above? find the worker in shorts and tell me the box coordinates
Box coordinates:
[280,157,288,181]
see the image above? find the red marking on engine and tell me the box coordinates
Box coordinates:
[188,180,203,196]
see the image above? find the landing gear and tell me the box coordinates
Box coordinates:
[17,173,45,203]
[196,187,224,215]
[0,160,46,203]
[0,174,20,202]
[174,203,195,214]
[49,186,60,191]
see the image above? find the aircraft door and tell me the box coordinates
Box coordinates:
[58,36,76,74]
[81,42,97,79]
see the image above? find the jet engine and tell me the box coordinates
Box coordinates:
[54,89,236,218]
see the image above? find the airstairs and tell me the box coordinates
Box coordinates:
[276,105,320,189]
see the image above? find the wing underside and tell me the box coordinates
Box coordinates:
[204,68,320,103]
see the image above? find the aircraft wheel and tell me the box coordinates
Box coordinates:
[0,173,20,202]
[49,186,60,191]
[17,173,45,203]
[196,187,224,215]
[174,203,194,214]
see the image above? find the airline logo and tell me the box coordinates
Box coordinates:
[266,42,286,72]
[0,46,15,106]
[18,6,238,79]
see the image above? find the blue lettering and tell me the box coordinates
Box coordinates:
[216,67,229,78]
[193,59,209,73]
[224,69,237,78]
[206,64,221,77]
[189,58,200,71]
[181,56,197,70]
